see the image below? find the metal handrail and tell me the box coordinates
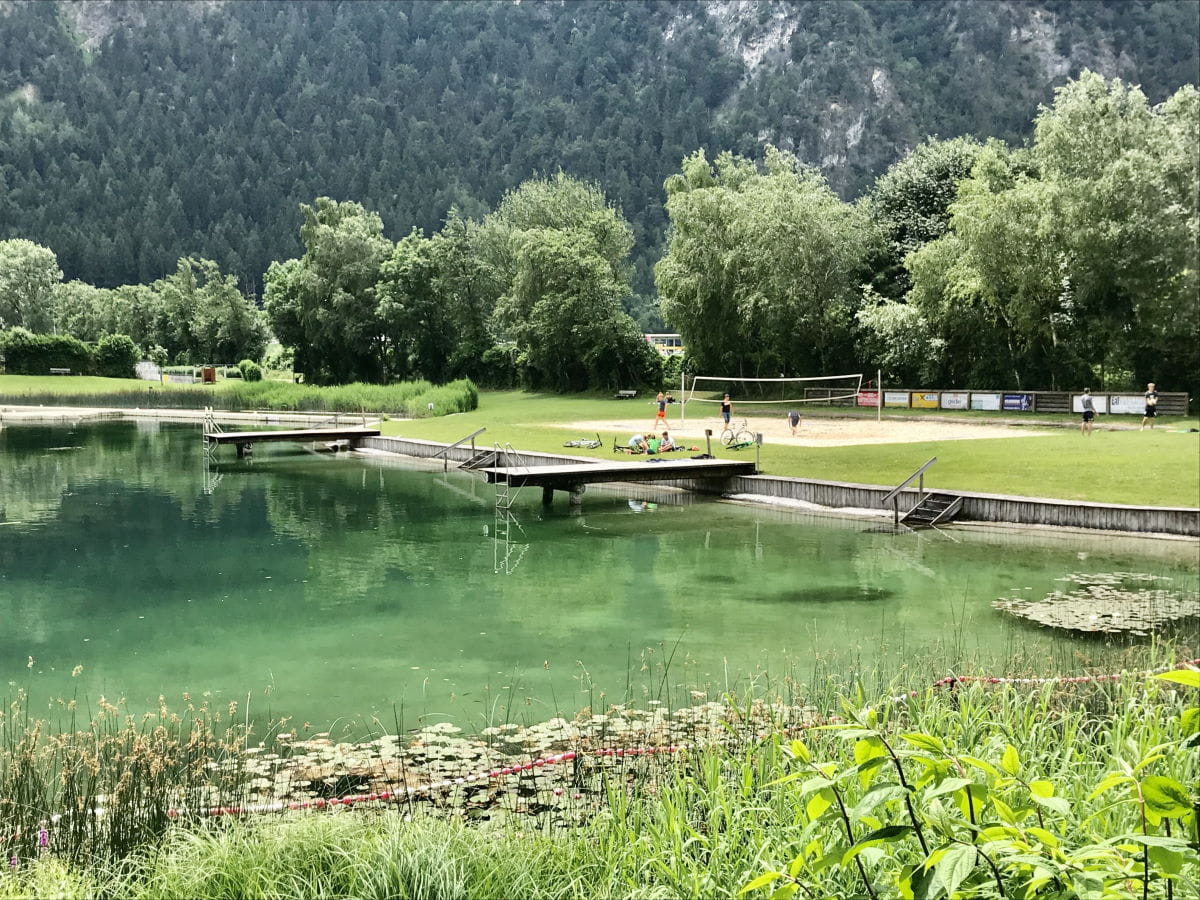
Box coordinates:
[881,457,937,506]
[432,427,487,471]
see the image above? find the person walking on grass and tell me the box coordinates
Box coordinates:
[654,391,667,429]
[1141,383,1158,430]
[1080,388,1096,436]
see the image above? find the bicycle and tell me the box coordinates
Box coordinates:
[720,417,754,447]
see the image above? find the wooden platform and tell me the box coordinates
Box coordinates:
[204,427,380,457]
[479,457,757,503]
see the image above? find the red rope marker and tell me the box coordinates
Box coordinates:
[160,660,1198,819]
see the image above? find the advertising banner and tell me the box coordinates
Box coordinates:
[1072,394,1109,414]
[910,392,939,409]
[1108,394,1146,415]
[971,393,1001,411]
[940,392,969,410]
[1003,393,1032,411]
[856,390,879,407]
[884,391,910,408]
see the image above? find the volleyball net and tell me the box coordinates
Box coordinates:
[681,373,864,421]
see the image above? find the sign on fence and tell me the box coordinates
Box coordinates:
[910,392,939,409]
[857,390,879,407]
[940,392,969,410]
[884,391,910,407]
[1072,394,1109,414]
[971,392,1001,411]
[1109,394,1147,415]
[1003,393,1032,411]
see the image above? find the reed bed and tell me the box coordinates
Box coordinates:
[2,647,1196,898]
[0,378,478,417]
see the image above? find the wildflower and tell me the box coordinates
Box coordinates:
[8,856,17,870]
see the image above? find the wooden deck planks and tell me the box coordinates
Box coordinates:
[480,457,756,488]
[204,427,380,444]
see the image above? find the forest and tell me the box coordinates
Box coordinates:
[0,1,1197,393]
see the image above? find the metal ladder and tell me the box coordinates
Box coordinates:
[493,443,528,574]
[202,406,223,463]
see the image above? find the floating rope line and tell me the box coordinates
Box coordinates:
[886,656,1200,704]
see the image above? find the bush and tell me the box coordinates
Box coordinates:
[0,328,95,375]
[238,359,263,382]
[94,333,140,379]
[0,377,481,416]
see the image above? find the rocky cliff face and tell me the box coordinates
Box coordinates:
[690,0,1154,192]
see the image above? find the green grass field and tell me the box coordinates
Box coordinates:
[377,391,1199,507]
[2,379,1195,507]
[0,374,200,394]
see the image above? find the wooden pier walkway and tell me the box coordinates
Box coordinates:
[204,427,380,457]
[479,457,757,504]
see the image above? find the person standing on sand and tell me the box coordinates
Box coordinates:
[720,393,732,428]
[1080,388,1095,436]
[787,410,800,436]
[1141,383,1158,430]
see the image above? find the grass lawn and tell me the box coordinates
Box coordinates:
[0,374,199,394]
[378,390,1200,507]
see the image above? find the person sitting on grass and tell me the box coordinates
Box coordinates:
[627,433,648,453]
[647,434,661,454]
[659,431,676,452]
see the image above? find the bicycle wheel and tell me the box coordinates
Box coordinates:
[720,427,735,446]
[736,429,755,445]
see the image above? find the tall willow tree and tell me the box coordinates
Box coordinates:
[478,174,658,391]
[656,147,874,378]
[264,199,393,384]
[907,72,1200,391]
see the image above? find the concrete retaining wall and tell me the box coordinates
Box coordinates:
[360,436,1200,537]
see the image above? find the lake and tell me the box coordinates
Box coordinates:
[2,420,1195,732]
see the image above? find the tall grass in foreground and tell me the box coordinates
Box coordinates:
[2,660,1195,899]
[0,378,478,416]
[0,691,259,867]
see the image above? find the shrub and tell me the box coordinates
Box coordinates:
[238,359,263,382]
[94,333,140,379]
[0,377,481,416]
[0,328,95,374]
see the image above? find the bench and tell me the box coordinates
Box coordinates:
[615,390,637,399]
[49,368,72,375]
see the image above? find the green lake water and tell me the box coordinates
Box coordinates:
[2,421,1196,731]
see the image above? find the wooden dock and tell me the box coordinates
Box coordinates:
[479,457,757,504]
[204,427,380,457]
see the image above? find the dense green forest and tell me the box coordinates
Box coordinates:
[0,1,1196,394]
[1,0,1196,309]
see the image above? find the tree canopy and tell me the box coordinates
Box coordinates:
[657,147,873,378]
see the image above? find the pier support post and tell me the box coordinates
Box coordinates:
[542,486,555,505]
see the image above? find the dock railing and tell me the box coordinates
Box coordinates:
[432,427,487,471]
[881,456,937,527]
